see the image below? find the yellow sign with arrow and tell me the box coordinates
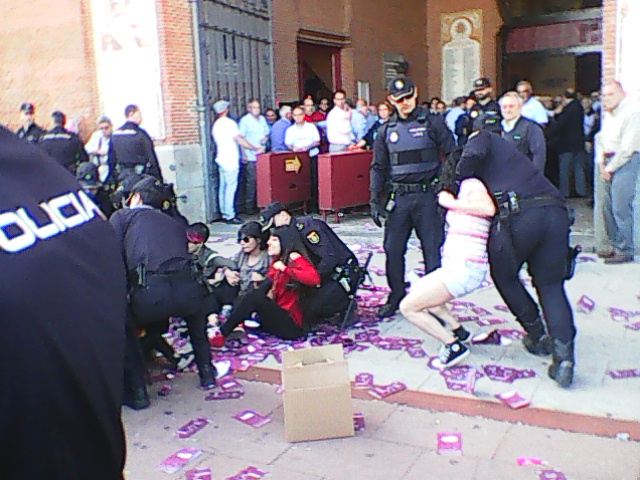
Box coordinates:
[284,155,302,174]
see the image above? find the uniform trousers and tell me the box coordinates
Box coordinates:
[383,190,444,305]
[488,205,576,343]
[125,272,212,393]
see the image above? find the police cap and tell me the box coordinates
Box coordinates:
[260,201,287,229]
[131,175,167,209]
[76,162,101,187]
[472,111,502,134]
[388,76,416,102]
[20,103,35,114]
[473,77,492,91]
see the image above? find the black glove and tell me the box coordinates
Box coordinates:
[370,203,384,228]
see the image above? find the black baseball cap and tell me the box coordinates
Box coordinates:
[76,162,101,187]
[473,77,492,91]
[472,111,502,134]
[260,201,287,224]
[20,103,35,114]
[388,76,416,102]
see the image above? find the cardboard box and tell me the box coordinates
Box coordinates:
[281,344,354,443]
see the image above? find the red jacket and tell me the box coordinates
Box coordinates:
[304,111,326,123]
[268,255,320,326]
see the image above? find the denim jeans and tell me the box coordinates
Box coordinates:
[218,168,239,220]
[559,151,586,198]
[603,152,640,255]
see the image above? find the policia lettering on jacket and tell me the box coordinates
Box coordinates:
[370,76,457,318]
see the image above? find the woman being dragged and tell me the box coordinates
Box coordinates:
[210,224,321,346]
[400,158,497,368]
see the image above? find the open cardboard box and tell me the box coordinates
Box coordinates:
[281,344,354,443]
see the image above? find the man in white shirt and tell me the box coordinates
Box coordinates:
[285,106,320,156]
[211,100,261,224]
[516,80,549,127]
[326,89,355,152]
[238,99,270,214]
[596,81,640,263]
[84,115,114,186]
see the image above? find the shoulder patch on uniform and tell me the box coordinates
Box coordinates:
[306,231,320,244]
[296,222,305,231]
[469,131,480,140]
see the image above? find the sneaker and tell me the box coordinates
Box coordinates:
[452,326,471,344]
[244,319,261,329]
[438,341,470,368]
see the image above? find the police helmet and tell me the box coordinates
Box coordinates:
[472,111,501,134]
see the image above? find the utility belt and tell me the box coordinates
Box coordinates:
[129,263,202,289]
[494,191,565,219]
[329,257,360,293]
[391,182,433,195]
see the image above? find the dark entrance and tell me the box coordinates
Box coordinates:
[297,42,341,102]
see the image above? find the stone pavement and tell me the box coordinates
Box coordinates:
[123,199,640,479]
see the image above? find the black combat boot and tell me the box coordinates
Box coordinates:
[520,316,553,356]
[198,364,217,389]
[548,339,575,388]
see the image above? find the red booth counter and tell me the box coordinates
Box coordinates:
[318,150,372,222]
[256,151,312,209]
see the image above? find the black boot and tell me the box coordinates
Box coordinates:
[520,316,553,356]
[198,364,217,389]
[123,386,150,410]
[548,339,575,388]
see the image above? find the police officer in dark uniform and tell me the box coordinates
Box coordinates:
[109,177,217,409]
[260,201,358,322]
[39,111,89,174]
[470,77,502,121]
[77,161,116,218]
[108,104,163,182]
[370,76,456,318]
[457,115,577,388]
[499,91,547,171]
[15,102,46,144]
[1,125,126,478]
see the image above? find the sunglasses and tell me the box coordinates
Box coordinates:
[238,236,253,243]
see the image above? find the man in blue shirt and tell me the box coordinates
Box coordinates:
[270,105,292,152]
[239,99,269,214]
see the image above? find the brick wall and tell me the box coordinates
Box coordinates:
[425,0,503,99]
[272,0,428,105]
[155,0,200,146]
[0,0,99,140]
[602,0,617,83]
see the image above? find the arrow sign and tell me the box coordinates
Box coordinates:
[284,156,302,173]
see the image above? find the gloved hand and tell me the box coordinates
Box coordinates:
[370,203,384,228]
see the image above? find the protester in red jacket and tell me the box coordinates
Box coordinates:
[211,224,320,344]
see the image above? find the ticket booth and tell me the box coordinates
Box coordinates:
[318,151,372,222]
[256,151,312,209]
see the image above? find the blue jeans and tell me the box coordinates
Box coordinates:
[559,151,586,198]
[603,152,640,255]
[218,168,239,220]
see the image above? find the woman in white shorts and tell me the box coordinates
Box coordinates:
[400,177,496,367]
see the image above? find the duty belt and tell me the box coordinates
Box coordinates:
[495,191,565,219]
[392,183,430,194]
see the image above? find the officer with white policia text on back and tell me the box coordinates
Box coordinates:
[370,76,457,318]
[458,114,578,388]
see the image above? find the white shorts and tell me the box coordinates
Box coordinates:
[436,260,488,298]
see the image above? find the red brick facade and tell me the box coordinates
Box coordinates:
[0,0,621,145]
[602,0,617,82]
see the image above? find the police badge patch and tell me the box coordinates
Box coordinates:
[296,222,304,231]
[389,131,399,143]
[307,231,320,244]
